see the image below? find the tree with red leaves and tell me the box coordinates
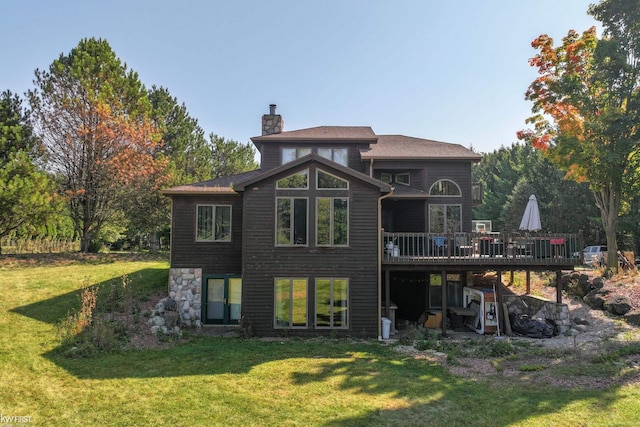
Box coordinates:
[29,38,167,252]
[520,0,640,270]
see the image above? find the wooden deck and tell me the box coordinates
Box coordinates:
[382,231,583,270]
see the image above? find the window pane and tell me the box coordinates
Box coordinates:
[429,205,445,233]
[315,279,348,328]
[315,279,331,327]
[396,173,410,185]
[206,278,225,320]
[229,278,242,322]
[317,198,331,245]
[333,199,348,245]
[276,199,291,245]
[282,148,296,164]
[197,206,214,241]
[275,279,290,327]
[318,148,331,160]
[292,279,307,327]
[333,279,348,327]
[334,148,348,166]
[214,206,231,241]
[429,274,442,309]
[446,205,462,233]
[430,179,461,196]
[318,170,348,189]
[277,170,308,189]
[293,199,307,245]
[380,173,392,184]
[298,148,311,157]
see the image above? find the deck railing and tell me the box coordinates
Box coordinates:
[382,231,583,266]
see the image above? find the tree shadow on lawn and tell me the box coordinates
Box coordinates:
[41,337,635,426]
[9,266,637,426]
[10,267,168,325]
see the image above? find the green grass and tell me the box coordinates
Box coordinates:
[2,254,640,426]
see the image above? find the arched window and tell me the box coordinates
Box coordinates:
[429,179,461,196]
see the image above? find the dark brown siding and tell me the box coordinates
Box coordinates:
[170,194,243,276]
[241,162,381,336]
[384,200,425,232]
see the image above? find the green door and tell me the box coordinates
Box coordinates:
[204,276,242,325]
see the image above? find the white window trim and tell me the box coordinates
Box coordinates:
[274,277,308,329]
[276,169,309,190]
[380,173,392,184]
[316,169,349,190]
[315,278,349,329]
[318,147,348,166]
[395,173,410,186]
[195,204,232,242]
[429,179,462,196]
[428,203,462,233]
[281,147,312,164]
[316,197,349,247]
[275,197,309,247]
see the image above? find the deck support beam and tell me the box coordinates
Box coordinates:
[385,270,391,318]
[556,270,563,304]
[441,270,447,337]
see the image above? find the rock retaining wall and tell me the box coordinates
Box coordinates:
[503,294,571,335]
[168,268,202,327]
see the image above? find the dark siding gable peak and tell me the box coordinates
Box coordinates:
[234,153,392,193]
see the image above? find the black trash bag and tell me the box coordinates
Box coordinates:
[509,314,556,338]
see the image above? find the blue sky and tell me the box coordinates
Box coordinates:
[1,1,599,153]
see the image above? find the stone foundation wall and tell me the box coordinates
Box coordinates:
[503,294,571,334]
[168,268,202,327]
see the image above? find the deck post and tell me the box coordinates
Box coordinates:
[441,270,447,337]
[526,270,531,295]
[556,270,562,304]
[385,270,391,318]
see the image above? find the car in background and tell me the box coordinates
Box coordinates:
[583,245,607,267]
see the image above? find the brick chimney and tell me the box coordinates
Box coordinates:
[261,104,284,135]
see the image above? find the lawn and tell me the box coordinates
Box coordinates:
[1,254,640,426]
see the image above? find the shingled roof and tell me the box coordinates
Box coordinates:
[252,126,377,142]
[360,135,481,161]
[161,169,262,195]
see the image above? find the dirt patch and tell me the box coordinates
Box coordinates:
[395,270,640,389]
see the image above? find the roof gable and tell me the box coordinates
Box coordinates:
[234,153,392,193]
[161,169,262,195]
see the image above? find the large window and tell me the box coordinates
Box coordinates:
[274,278,308,328]
[430,179,461,196]
[429,204,461,233]
[316,278,348,328]
[277,170,309,189]
[276,197,308,245]
[317,170,348,189]
[318,148,348,166]
[316,198,348,246]
[282,147,312,164]
[196,205,231,242]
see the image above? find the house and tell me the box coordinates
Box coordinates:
[162,105,581,338]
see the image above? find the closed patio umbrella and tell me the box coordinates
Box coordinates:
[519,194,541,231]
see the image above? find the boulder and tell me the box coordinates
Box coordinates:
[603,295,632,315]
[163,298,177,311]
[584,288,610,310]
[592,277,606,290]
[623,310,640,327]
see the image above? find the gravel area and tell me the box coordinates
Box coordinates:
[394,271,640,389]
